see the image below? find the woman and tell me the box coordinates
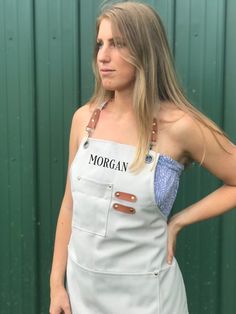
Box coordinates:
[49,2,236,314]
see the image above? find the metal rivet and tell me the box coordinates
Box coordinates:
[153,122,156,126]
[131,196,135,200]
[114,204,118,208]
[145,154,153,164]
[91,119,95,122]
[152,130,156,134]
[116,192,120,196]
[83,140,89,149]
[130,208,134,212]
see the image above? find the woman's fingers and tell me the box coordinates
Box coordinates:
[49,286,72,314]
[49,307,61,314]
[167,238,174,264]
[167,245,174,265]
[63,304,72,314]
[49,304,71,314]
[167,222,177,264]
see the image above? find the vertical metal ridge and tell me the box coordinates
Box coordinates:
[78,0,82,106]
[221,0,228,130]
[172,0,177,58]
[219,0,236,313]
[31,0,40,312]
[17,0,24,311]
[0,1,11,311]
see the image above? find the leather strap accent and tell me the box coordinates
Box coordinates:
[151,117,157,143]
[113,203,136,214]
[86,108,101,131]
[114,191,137,202]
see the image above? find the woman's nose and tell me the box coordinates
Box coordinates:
[98,45,111,63]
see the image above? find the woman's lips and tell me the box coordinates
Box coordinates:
[100,68,115,75]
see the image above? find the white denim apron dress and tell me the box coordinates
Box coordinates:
[66,101,188,314]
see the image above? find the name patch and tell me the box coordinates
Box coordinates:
[89,154,128,172]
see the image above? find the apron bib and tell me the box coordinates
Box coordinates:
[66,104,188,314]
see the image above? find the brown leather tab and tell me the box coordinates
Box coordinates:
[151,118,158,143]
[86,108,101,130]
[114,191,137,202]
[113,203,136,214]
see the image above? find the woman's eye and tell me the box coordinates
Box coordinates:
[96,42,103,49]
[115,42,124,48]
[96,40,126,49]
[113,40,126,48]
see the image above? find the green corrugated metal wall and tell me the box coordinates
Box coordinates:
[0,0,235,313]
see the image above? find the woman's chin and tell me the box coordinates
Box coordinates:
[101,84,115,91]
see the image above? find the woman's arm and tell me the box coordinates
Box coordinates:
[50,112,78,287]
[167,114,236,264]
[49,106,88,313]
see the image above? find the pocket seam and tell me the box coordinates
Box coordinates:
[72,177,113,237]
[68,251,161,277]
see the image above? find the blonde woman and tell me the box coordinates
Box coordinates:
[49,2,236,314]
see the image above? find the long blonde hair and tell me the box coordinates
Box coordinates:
[90,1,227,172]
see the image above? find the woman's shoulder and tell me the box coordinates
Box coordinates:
[158,101,204,164]
[158,101,197,137]
[158,101,231,165]
[71,102,97,143]
[73,102,96,122]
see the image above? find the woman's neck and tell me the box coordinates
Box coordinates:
[107,90,134,116]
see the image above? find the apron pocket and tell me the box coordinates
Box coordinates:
[72,176,113,236]
[94,271,160,314]
[67,256,160,314]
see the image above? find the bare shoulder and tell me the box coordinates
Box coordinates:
[160,104,236,184]
[159,104,215,161]
[71,102,96,144]
[158,101,186,124]
[157,102,192,164]
[72,102,95,126]
[161,108,200,146]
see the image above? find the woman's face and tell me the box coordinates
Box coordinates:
[96,18,136,93]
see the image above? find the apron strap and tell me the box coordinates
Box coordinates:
[85,100,109,134]
[151,117,157,145]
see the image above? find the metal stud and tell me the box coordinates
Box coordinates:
[145,154,153,164]
[115,192,120,197]
[83,140,89,149]
[114,204,118,208]
[131,196,135,200]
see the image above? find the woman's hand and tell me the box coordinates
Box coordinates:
[167,217,182,265]
[49,285,72,314]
